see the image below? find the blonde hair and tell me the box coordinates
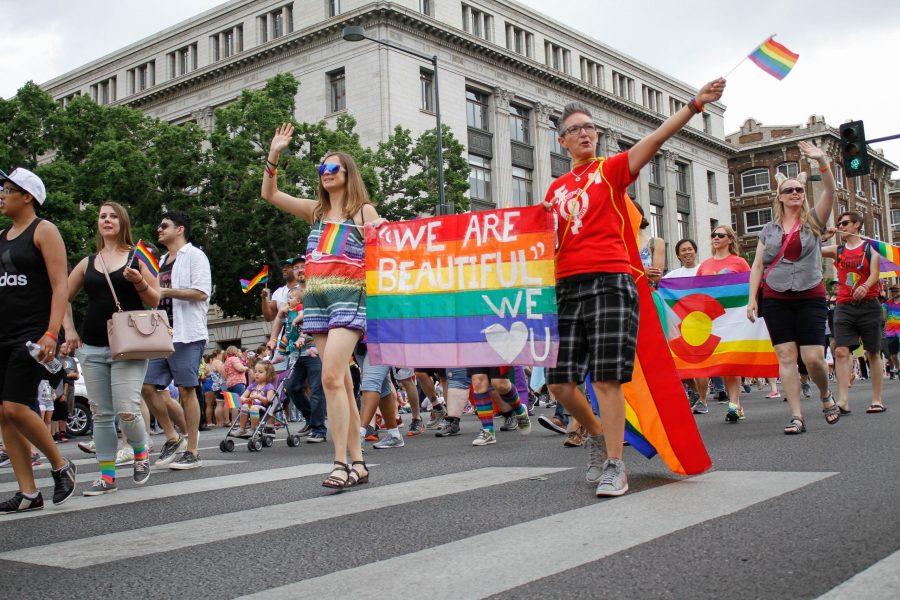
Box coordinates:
[225,346,240,358]
[313,151,371,222]
[95,202,135,252]
[712,225,740,256]
[773,173,821,236]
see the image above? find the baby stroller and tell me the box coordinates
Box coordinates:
[219,364,304,453]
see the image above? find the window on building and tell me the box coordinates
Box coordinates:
[744,207,773,233]
[468,154,492,204]
[872,215,882,240]
[420,69,434,112]
[505,23,533,58]
[669,97,686,115]
[776,162,799,179]
[871,178,879,201]
[839,201,848,215]
[273,9,285,36]
[511,167,533,206]
[328,69,346,113]
[258,16,268,44]
[327,0,340,18]
[710,218,719,232]
[419,0,433,16]
[466,89,488,131]
[544,41,569,74]
[462,5,492,40]
[675,162,690,195]
[731,211,738,234]
[509,104,530,144]
[642,85,663,114]
[179,48,189,75]
[892,208,900,231]
[707,171,717,204]
[649,155,662,186]
[677,211,691,240]
[741,168,770,194]
[728,173,735,198]
[702,113,712,134]
[612,71,634,101]
[580,57,604,88]
[549,116,565,155]
[856,176,865,197]
[834,163,845,188]
[127,61,156,95]
[91,77,117,105]
[649,204,664,239]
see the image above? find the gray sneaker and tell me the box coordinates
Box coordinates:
[585,434,608,484]
[426,405,447,429]
[499,415,518,431]
[516,410,531,436]
[691,399,709,414]
[801,382,811,398]
[373,434,405,449]
[83,479,117,496]
[155,435,187,467]
[168,451,202,470]
[435,417,460,437]
[595,458,629,497]
[472,429,496,446]
[133,459,151,486]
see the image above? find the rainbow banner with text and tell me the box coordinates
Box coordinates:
[365,206,558,367]
[657,272,778,378]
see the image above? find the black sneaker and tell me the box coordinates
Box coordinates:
[297,423,312,436]
[169,451,202,470]
[133,459,151,486]
[435,417,460,437]
[155,435,187,467]
[51,460,77,505]
[716,390,728,403]
[0,491,44,514]
[306,433,326,443]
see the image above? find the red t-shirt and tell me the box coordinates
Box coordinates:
[545,152,637,279]
[697,254,750,276]
[835,242,879,304]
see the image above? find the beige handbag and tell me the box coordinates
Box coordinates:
[97,253,174,361]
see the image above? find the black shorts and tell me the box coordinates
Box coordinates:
[833,300,882,352]
[415,368,447,379]
[547,273,639,385]
[0,343,47,407]
[52,398,69,420]
[467,366,511,380]
[887,337,900,355]
[760,297,826,347]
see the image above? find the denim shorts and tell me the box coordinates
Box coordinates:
[357,353,393,397]
[446,368,472,390]
[144,340,206,388]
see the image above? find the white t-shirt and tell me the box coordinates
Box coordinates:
[663,265,700,279]
[271,283,299,311]
[166,243,212,344]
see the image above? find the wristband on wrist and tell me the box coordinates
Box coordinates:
[819,165,830,173]
[265,166,277,178]
[689,97,704,114]
[43,331,58,342]
[266,158,279,168]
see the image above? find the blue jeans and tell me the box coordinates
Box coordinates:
[76,345,148,466]
[287,356,326,436]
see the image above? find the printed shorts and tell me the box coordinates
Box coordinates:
[547,273,639,385]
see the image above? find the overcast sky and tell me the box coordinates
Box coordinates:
[3,0,899,167]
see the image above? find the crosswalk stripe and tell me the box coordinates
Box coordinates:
[815,549,900,599]
[0,463,337,524]
[234,470,837,600]
[0,460,247,494]
[1,466,568,568]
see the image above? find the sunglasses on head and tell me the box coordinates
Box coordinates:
[317,162,344,176]
[780,186,805,195]
[711,232,729,239]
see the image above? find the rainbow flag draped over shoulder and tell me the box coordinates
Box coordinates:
[221,391,241,410]
[869,239,900,267]
[886,302,900,338]
[134,240,160,276]
[657,272,779,378]
[748,36,799,80]
[595,161,710,476]
[365,206,558,367]
[240,265,269,294]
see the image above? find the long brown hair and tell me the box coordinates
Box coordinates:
[313,151,370,222]
[712,225,740,256]
[94,202,135,252]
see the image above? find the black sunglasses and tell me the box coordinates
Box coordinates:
[711,232,729,239]
[780,186,805,195]
[837,220,854,227]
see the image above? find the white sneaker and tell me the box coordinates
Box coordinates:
[115,446,134,467]
[472,429,496,446]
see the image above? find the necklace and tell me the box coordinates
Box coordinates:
[570,159,597,182]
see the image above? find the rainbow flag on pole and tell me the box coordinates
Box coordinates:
[240,265,269,294]
[748,36,799,80]
[221,391,241,410]
[134,240,160,276]
[869,239,900,265]
[657,272,779,378]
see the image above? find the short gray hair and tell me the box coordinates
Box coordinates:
[558,102,593,135]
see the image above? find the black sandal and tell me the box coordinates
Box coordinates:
[347,461,369,487]
[822,394,840,425]
[784,417,806,435]
[322,461,350,489]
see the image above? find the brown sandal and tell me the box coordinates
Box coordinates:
[784,417,806,435]
[822,394,840,425]
[347,461,369,487]
[322,461,350,490]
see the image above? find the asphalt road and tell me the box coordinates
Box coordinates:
[0,379,897,599]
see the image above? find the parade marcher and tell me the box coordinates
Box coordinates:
[262,124,383,489]
[468,366,531,446]
[747,142,838,434]
[635,204,665,286]
[697,226,750,422]
[0,168,76,513]
[885,286,900,380]
[63,201,160,494]
[822,212,885,413]
[542,78,725,496]
[141,211,212,469]
[262,256,302,323]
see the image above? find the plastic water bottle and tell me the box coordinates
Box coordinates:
[26,341,62,374]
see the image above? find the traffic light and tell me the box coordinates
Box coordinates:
[839,120,870,177]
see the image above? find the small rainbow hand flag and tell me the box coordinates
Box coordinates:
[316,221,352,256]
[221,391,241,410]
[869,239,900,265]
[240,265,269,294]
[748,36,799,80]
[134,240,160,276]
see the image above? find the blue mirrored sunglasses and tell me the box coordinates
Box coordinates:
[317,162,344,176]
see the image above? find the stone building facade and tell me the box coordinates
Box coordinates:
[890,179,900,245]
[727,116,897,267]
[40,0,735,347]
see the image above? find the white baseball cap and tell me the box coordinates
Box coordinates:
[0,167,47,205]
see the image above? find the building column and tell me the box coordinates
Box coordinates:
[533,102,553,194]
[492,87,513,209]
[604,127,622,156]
[663,149,679,260]
[269,12,276,40]
[282,6,291,34]
[233,26,242,52]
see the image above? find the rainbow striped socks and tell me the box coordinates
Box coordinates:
[501,388,525,415]
[473,391,495,433]
[99,460,115,484]
[133,444,148,462]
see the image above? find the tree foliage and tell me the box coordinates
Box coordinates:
[0,74,471,320]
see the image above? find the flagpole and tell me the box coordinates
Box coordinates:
[723,33,775,78]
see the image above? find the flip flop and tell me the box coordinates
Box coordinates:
[838,406,852,415]
[866,404,886,413]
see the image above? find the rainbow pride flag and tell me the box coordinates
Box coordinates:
[134,240,159,276]
[748,36,799,80]
[316,221,353,256]
[880,256,900,279]
[657,272,778,378]
[221,391,241,410]
[869,239,900,265]
[365,206,558,367]
[240,265,269,294]
[886,302,900,337]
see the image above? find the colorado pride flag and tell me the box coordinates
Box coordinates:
[365,206,558,368]
[657,272,778,378]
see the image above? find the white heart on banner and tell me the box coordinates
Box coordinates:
[483,321,529,363]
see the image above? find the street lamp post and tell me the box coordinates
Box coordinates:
[341,25,449,215]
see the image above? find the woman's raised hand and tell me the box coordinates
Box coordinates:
[269,123,295,156]
[798,140,826,163]
[697,78,726,105]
